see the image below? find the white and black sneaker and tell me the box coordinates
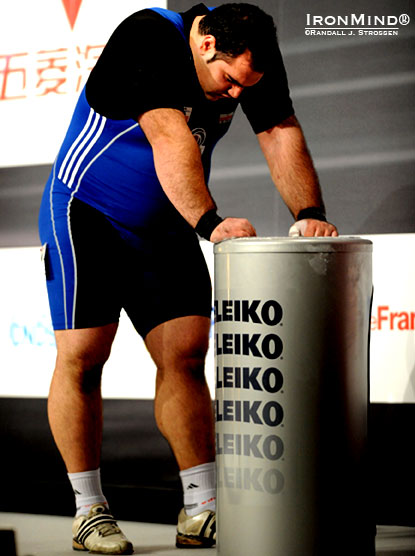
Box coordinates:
[72,503,133,554]
[176,508,216,548]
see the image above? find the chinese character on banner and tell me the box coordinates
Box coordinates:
[0,44,105,100]
[0,52,28,100]
[75,44,104,92]
[36,48,68,96]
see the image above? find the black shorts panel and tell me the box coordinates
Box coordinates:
[63,198,212,337]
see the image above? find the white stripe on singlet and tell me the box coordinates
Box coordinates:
[66,113,107,189]
[58,108,94,181]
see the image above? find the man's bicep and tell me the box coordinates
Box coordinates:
[240,45,295,134]
[138,108,191,144]
[256,115,300,156]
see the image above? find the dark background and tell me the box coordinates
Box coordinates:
[0,0,414,528]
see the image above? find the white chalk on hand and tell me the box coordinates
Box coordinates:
[288,223,300,237]
[288,220,308,237]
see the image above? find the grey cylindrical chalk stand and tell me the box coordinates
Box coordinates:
[214,237,374,556]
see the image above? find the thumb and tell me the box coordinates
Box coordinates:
[288,220,308,237]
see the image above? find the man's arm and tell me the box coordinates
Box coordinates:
[138,107,256,241]
[257,115,338,237]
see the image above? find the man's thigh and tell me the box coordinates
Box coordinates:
[40,196,123,330]
[123,233,212,339]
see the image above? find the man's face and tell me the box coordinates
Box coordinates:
[196,42,264,101]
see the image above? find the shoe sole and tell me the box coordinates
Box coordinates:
[73,540,88,551]
[176,533,215,549]
[72,540,134,554]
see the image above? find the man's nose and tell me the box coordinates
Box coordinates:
[227,84,244,98]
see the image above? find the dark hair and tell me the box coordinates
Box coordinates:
[198,3,278,73]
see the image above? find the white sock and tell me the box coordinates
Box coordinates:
[67,468,108,516]
[180,462,216,516]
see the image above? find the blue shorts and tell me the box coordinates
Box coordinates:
[38,193,212,338]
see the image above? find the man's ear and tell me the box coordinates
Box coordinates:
[199,34,216,56]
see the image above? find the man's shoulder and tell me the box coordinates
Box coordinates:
[85,7,193,120]
[116,8,184,35]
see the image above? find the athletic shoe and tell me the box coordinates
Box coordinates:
[72,503,133,554]
[176,508,216,548]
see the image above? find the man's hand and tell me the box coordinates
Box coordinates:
[210,217,257,243]
[288,219,338,237]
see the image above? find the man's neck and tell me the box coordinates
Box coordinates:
[189,15,204,50]
[189,15,205,79]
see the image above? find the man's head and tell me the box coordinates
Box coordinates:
[190,3,278,101]
[199,3,278,73]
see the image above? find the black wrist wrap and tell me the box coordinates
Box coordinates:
[195,209,224,240]
[296,206,327,222]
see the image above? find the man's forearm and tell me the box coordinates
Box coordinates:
[257,115,325,219]
[138,108,216,227]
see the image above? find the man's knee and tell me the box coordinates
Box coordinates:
[170,328,209,377]
[56,341,111,371]
[147,316,210,375]
[54,324,117,386]
[55,350,106,393]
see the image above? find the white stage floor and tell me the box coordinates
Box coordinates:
[1,513,414,556]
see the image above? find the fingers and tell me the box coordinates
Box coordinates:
[288,219,338,238]
[210,217,257,243]
[318,222,338,237]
